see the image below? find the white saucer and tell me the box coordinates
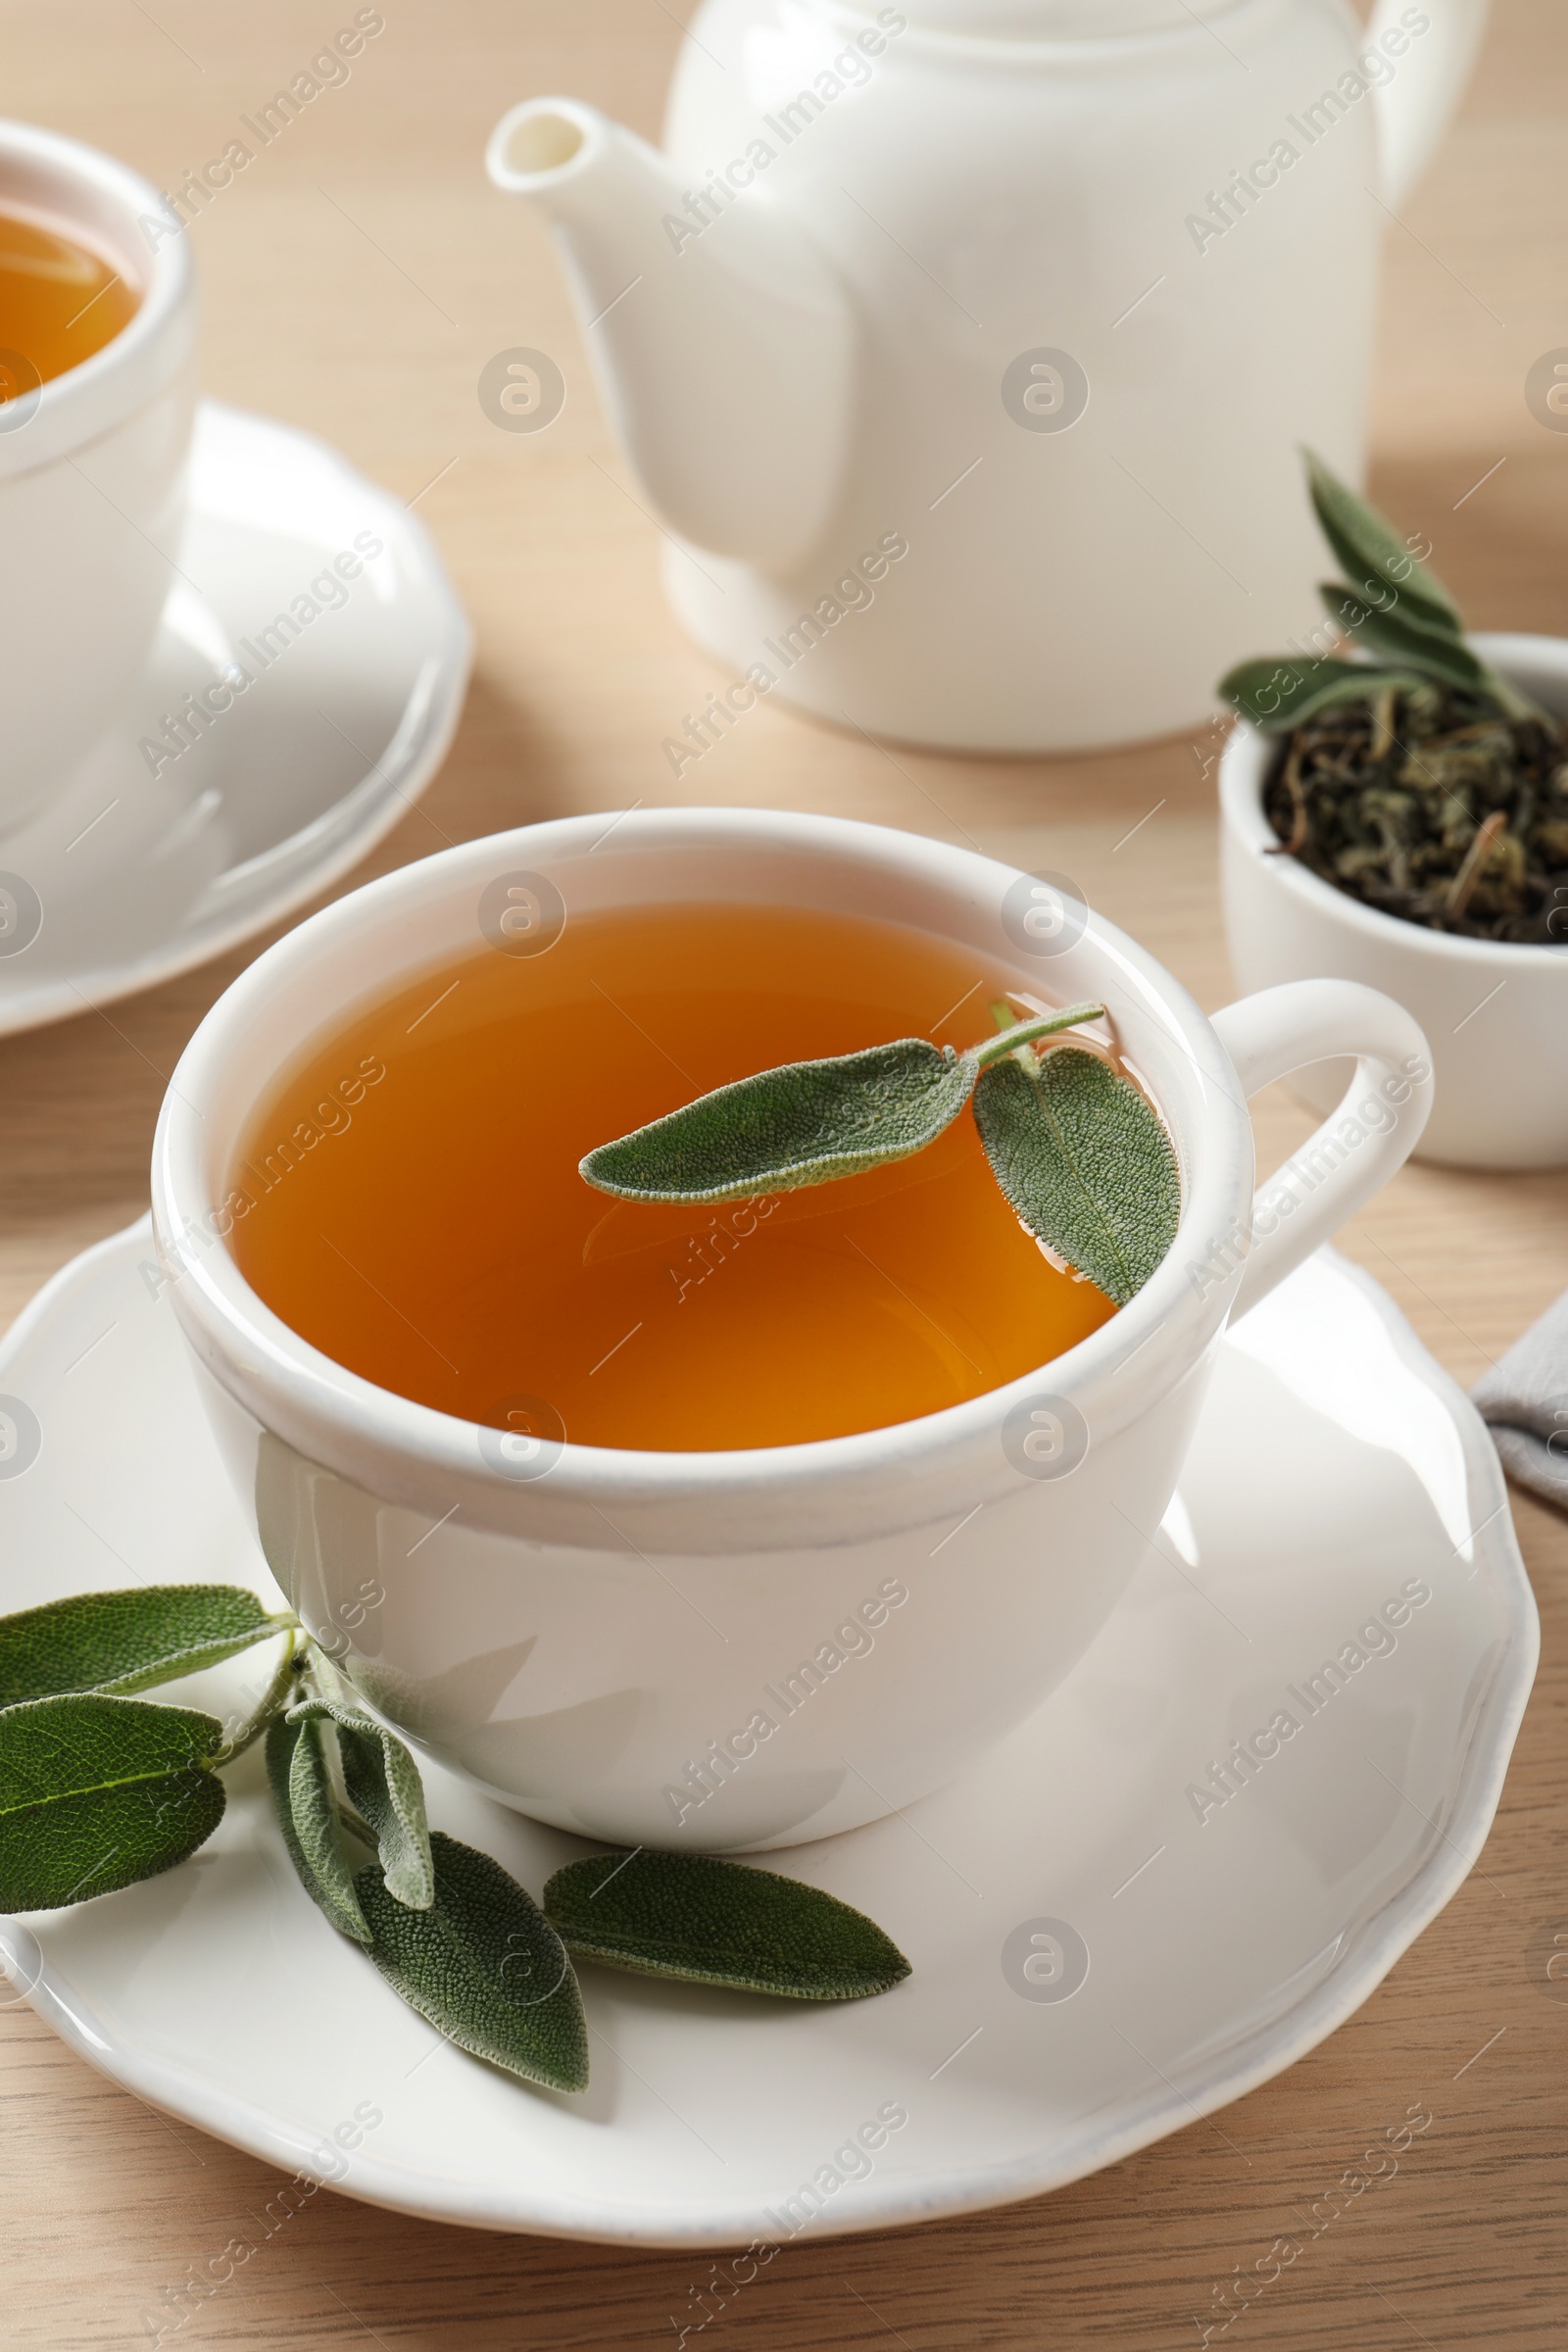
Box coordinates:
[0,403,470,1036]
[0,1222,1537,2247]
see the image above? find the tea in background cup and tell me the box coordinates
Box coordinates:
[0,121,197,836]
[0,207,137,388]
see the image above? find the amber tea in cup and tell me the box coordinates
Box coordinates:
[228,902,1118,1451]
[0,204,137,405]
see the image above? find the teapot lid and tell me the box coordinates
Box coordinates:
[840,0,1247,35]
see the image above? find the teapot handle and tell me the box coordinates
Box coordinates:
[1368,0,1489,209]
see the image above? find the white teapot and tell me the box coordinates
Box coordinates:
[488,0,1486,755]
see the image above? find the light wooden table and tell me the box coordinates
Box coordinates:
[3,3,1567,2345]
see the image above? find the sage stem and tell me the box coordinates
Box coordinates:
[216,1627,304,1764]
[972,1004,1104,1071]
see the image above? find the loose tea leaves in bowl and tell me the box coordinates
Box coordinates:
[1261,689,1568,942]
[1220,456,1568,943]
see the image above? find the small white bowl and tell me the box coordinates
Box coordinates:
[1220,632,1568,1171]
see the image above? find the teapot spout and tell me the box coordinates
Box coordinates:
[487,100,854,572]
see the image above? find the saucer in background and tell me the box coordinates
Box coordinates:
[0,400,471,1034]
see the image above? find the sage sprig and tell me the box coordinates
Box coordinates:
[0,1581,914,2099]
[1220,452,1544,733]
[580,1005,1103,1204]
[1222,452,1568,941]
[581,1000,1181,1309]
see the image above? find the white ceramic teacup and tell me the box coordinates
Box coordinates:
[151,811,1433,1851]
[0,122,198,836]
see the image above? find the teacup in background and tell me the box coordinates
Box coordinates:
[0,121,197,838]
[151,810,1431,1851]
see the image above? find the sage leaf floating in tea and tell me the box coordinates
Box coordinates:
[545,1848,912,2001]
[266,1712,371,1944]
[0,1692,226,1911]
[579,1007,1104,1204]
[581,999,1182,1309]
[0,1583,287,1709]
[358,1831,590,2093]
[288,1696,434,1910]
[973,1045,1182,1308]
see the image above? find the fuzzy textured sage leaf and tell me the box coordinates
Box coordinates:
[1305,450,1464,637]
[579,1007,1104,1205]
[973,1045,1182,1307]
[1221,454,1546,734]
[581,999,1179,1306]
[0,1584,286,1711]
[3,1580,914,2103]
[358,1831,589,2093]
[545,1848,912,2001]
[1218,655,1426,737]
[1317,585,1491,697]
[266,1713,370,1944]
[0,1693,224,1911]
[288,1697,432,1910]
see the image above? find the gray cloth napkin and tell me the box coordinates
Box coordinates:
[1472,1290,1568,1512]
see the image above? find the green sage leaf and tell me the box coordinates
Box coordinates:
[544,1848,912,2001]
[1318,584,1493,696]
[0,1693,224,1911]
[1219,456,1549,740]
[1218,655,1424,735]
[0,1585,284,1710]
[1306,452,1464,636]
[973,1047,1180,1306]
[265,1713,369,1945]
[289,1697,433,1910]
[1321,584,1543,722]
[581,1037,979,1203]
[357,1831,588,2093]
[580,1008,1105,1205]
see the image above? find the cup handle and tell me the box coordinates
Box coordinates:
[1208,979,1433,1321]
